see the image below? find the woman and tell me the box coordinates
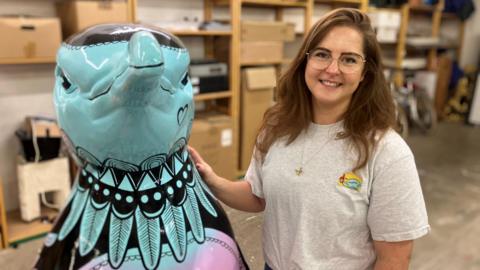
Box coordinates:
[189,8,430,270]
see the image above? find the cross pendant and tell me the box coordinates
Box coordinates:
[295,167,303,176]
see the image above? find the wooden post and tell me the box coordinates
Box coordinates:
[305,0,313,32]
[456,22,465,61]
[0,180,9,249]
[360,0,369,12]
[127,0,137,23]
[428,1,442,70]
[395,3,410,87]
[231,0,241,175]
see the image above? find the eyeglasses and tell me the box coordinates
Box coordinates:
[306,48,366,74]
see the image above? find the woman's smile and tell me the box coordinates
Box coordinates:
[319,78,343,88]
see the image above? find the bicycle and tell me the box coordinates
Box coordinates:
[391,77,437,137]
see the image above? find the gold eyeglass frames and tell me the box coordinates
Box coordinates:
[306,48,366,74]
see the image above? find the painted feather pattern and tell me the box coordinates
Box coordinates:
[58,184,89,241]
[183,187,204,242]
[135,207,161,269]
[79,200,110,256]
[161,200,187,261]
[109,214,134,268]
[193,179,218,218]
[53,148,222,268]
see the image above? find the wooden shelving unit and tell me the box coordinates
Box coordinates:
[226,0,312,174]
[369,0,465,86]
[0,179,58,248]
[6,208,57,245]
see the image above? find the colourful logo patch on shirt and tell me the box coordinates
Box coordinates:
[338,172,363,191]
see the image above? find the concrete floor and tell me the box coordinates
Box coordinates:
[1,121,479,269]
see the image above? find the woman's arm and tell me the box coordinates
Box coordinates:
[188,146,265,212]
[373,240,413,270]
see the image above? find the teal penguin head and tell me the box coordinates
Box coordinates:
[54,24,194,168]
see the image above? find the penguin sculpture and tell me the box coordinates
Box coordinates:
[34,24,248,270]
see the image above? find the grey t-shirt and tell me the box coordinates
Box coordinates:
[246,121,430,270]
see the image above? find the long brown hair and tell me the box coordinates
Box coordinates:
[255,8,396,171]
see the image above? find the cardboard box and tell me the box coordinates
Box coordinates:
[240,67,276,170]
[376,27,398,43]
[189,115,235,180]
[26,117,61,138]
[241,41,284,64]
[369,11,401,29]
[241,21,295,42]
[57,0,129,38]
[0,16,62,59]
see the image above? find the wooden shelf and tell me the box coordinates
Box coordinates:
[241,60,285,66]
[214,0,308,8]
[194,91,232,101]
[6,207,58,245]
[409,4,440,14]
[315,0,362,4]
[406,41,458,50]
[240,58,293,66]
[442,12,458,19]
[378,41,398,46]
[367,6,401,12]
[0,57,56,65]
[170,30,231,36]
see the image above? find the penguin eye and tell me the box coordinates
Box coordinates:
[61,72,71,90]
[181,72,189,86]
[57,68,76,93]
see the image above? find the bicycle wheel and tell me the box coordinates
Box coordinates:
[414,90,437,132]
[396,106,409,138]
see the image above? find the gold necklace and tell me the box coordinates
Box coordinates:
[295,128,344,176]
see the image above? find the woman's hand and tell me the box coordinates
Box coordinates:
[188,146,220,189]
[188,146,265,212]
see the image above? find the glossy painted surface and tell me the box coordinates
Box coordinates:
[34,24,248,270]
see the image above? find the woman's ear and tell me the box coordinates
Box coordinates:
[360,66,368,81]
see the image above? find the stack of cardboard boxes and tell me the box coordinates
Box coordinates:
[189,114,236,180]
[56,0,129,39]
[0,16,62,61]
[0,0,129,62]
[240,67,277,171]
[240,20,295,64]
[238,21,295,171]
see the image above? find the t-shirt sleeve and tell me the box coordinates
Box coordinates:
[367,138,430,242]
[245,151,264,198]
